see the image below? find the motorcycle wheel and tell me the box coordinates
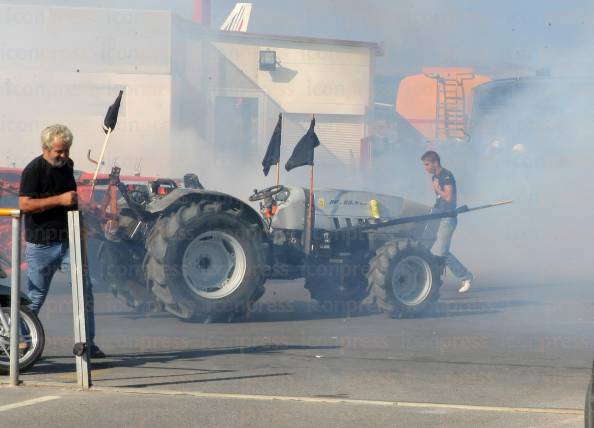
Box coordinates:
[0,306,45,373]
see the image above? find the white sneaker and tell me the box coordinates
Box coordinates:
[458,279,472,293]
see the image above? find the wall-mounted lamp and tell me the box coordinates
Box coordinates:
[259,50,277,71]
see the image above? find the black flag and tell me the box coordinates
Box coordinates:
[262,113,282,176]
[103,90,123,133]
[285,118,320,171]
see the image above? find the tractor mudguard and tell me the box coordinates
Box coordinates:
[145,188,265,230]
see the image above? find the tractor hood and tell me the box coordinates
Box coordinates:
[271,186,431,232]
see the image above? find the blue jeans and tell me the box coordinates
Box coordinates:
[431,217,473,281]
[25,241,96,343]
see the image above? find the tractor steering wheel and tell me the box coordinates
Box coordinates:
[249,185,285,202]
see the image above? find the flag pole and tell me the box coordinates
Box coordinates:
[304,114,315,255]
[305,164,315,255]
[276,112,282,186]
[89,127,112,200]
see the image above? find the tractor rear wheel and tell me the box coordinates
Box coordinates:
[144,202,266,321]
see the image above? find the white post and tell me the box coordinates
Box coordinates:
[9,213,21,386]
[67,211,91,389]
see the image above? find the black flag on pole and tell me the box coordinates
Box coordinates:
[102,90,123,133]
[285,117,320,171]
[262,113,282,176]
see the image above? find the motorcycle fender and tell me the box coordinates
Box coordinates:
[0,285,32,306]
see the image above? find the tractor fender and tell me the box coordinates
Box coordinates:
[145,188,266,231]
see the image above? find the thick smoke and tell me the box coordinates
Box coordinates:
[455,78,594,285]
[180,1,594,289]
[3,1,594,289]
[361,76,594,286]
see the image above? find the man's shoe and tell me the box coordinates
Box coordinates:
[458,279,472,293]
[89,345,106,359]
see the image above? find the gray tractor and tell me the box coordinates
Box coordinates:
[94,169,446,321]
[254,185,443,316]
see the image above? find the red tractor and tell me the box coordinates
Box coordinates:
[0,169,22,273]
[0,166,180,291]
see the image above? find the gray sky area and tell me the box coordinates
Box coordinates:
[2,0,593,76]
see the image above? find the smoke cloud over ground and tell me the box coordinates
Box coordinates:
[457,78,594,285]
[2,2,594,291]
[362,77,594,286]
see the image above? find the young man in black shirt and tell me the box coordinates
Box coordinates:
[19,124,105,358]
[421,150,473,293]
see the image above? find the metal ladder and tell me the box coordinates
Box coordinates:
[430,72,475,141]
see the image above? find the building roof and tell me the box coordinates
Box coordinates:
[171,14,383,56]
[212,29,383,55]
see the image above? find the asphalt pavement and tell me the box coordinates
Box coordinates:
[0,273,591,427]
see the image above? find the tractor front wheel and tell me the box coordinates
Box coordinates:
[367,241,442,318]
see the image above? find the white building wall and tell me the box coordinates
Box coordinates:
[0,5,377,175]
[212,37,374,165]
[0,71,172,175]
[0,5,173,175]
[0,5,171,74]
[213,40,371,115]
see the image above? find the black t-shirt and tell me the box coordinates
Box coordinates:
[433,168,457,211]
[19,156,77,244]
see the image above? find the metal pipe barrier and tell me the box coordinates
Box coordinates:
[67,210,91,389]
[0,208,22,386]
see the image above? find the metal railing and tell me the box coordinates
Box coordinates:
[0,208,21,386]
[68,211,91,389]
[0,208,91,389]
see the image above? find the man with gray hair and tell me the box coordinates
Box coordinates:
[19,124,105,358]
